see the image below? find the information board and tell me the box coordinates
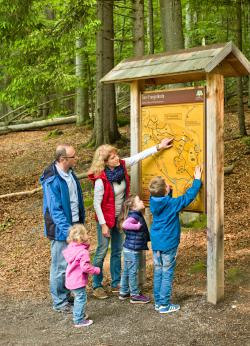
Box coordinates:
[140,87,206,212]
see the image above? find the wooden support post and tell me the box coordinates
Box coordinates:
[206,73,224,304]
[130,80,146,286]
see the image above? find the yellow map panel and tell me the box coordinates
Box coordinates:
[140,92,205,212]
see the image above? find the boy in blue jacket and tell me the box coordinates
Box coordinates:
[149,166,202,314]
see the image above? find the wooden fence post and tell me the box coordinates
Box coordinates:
[206,73,224,304]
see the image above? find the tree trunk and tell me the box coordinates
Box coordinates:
[75,34,89,126]
[159,0,184,51]
[236,0,247,136]
[132,0,144,56]
[94,0,119,146]
[184,2,191,48]
[147,0,154,54]
[0,116,76,135]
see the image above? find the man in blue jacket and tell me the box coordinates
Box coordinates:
[40,144,85,312]
[149,166,202,314]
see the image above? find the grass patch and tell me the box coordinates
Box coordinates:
[226,267,248,284]
[189,261,206,274]
[44,129,63,140]
[0,218,15,232]
[182,213,207,229]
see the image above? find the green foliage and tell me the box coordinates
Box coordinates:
[84,197,93,208]
[117,115,130,127]
[189,260,206,274]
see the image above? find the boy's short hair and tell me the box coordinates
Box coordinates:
[148,176,166,197]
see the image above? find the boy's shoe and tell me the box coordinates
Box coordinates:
[74,319,93,328]
[53,304,72,314]
[155,304,160,311]
[130,294,150,304]
[159,304,180,314]
[119,293,130,300]
[93,287,108,299]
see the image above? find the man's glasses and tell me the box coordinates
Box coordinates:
[62,155,77,159]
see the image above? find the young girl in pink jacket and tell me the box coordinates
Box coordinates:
[63,224,100,328]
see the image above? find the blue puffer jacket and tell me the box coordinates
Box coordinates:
[40,162,85,241]
[123,211,150,251]
[150,179,201,252]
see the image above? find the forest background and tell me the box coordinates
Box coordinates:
[0,0,250,142]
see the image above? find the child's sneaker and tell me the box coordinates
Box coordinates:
[119,293,130,300]
[155,304,160,311]
[74,319,93,328]
[130,294,150,304]
[159,304,180,314]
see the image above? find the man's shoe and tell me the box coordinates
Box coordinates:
[119,293,130,300]
[93,287,108,299]
[53,304,72,314]
[130,294,150,304]
[111,285,120,293]
[74,319,93,328]
[159,304,180,314]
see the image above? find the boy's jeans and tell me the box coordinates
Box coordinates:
[72,287,87,324]
[120,248,140,296]
[93,222,123,289]
[153,247,177,307]
[50,240,70,309]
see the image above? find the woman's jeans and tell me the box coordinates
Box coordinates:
[120,248,140,296]
[72,287,87,324]
[50,240,70,309]
[153,247,177,307]
[93,222,123,289]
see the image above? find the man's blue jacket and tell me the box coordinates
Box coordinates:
[149,179,201,252]
[40,162,85,241]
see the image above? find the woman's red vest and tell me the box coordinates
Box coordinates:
[88,160,130,228]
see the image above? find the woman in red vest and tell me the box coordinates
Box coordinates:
[88,138,173,299]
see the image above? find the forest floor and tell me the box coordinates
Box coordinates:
[0,110,249,346]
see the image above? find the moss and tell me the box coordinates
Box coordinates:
[241,136,250,149]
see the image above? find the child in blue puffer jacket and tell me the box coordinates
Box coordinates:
[149,166,202,314]
[119,195,150,304]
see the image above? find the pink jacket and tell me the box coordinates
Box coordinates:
[63,242,100,290]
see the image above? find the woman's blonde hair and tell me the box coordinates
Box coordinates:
[88,144,118,176]
[67,224,88,244]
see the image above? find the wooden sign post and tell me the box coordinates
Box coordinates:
[101,42,250,304]
[206,73,225,303]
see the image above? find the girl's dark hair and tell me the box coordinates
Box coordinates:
[118,194,137,230]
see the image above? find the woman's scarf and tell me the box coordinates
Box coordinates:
[105,164,125,185]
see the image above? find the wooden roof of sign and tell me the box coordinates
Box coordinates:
[101,42,250,85]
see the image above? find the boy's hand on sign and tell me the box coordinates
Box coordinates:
[159,138,174,150]
[194,166,202,180]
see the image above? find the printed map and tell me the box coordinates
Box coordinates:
[140,89,205,212]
